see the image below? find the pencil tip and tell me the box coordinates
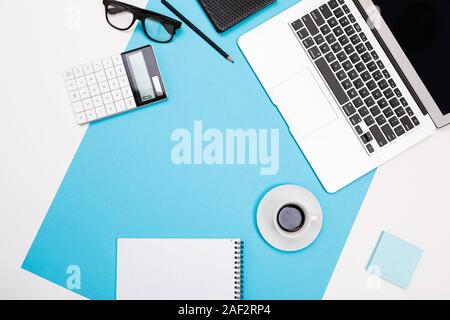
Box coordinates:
[227,56,234,63]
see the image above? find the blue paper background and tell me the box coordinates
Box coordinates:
[23,0,374,299]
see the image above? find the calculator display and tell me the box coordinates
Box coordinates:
[122,46,166,107]
[127,51,155,102]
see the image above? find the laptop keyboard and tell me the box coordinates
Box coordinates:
[291,0,421,155]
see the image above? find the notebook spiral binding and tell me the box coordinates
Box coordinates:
[233,240,244,300]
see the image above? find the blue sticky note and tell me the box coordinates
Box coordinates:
[367,231,423,289]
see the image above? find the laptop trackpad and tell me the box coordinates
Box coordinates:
[272,69,337,139]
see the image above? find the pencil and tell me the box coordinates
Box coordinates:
[161,0,234,63]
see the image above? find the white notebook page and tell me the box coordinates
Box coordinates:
[116,238,241,300]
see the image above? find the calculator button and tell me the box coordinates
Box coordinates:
[95,70,107,83]
[76,76,87,88]
[105,67,117,80]
[93,60,104,72]
[115,100,127,112]
[64,69,75,80]
[99,81,110,94]
[79,87,91,100]
[73,66,84,78]
[92,95,104,107]
[82,98,94,110]
[72,101,84,113]
[74,112,88,125]
[69,90,81,103]
[109,78,120,91]
[112,89,123,102]
[66,79,78,91]
[95,106,107,119]
[86,109,98,122]
[86,74,97,86]
[121,86,133,99]
[83,63,94,75]
[125,97,136,110]
[115,65,126,77]
[118,75,130,88]
[105,103,117,115]
[102,57,113,69]
[102,92,113,105]
[89,84,100,97]
[112,55,123,66]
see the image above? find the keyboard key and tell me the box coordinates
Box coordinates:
[389,116,400,127]
[375,114,386,125]
[125,98,137,110]
[320,4,333,19]
[344,25,355,36]
[92,95,104,107]
[394,125,406,137]
[383,70,391,78]
[95,106,107,119]
[365,96,376,107]
[401,98,408,107]
[405,107,414,117]
[89,84,100,97]
[69,90,81,103]
[112,55,123,66]
[350,114,362,125]
[412,116,420,126]
[73,66,84,78]
[367,80,377,91]
[122,86,133,99]
[64,69,75,80]
[355,125,363,135]
[364,116,375,126]
[338,35,349,46]
[336,70,347,81]
[72,101,84,113]
[108,78,120,91]
[328,0,339,9]
[361,71,371,81]
[384,88,394,99]
[328,17,338,28]
[373,70,383,81]
[400,116,414,131]
[342,79,352,90]
[378,98,388,109]
[348,69,358,80]
[92,60,104,72]
[86,108,98,122]
[344,44,355,55]
[102,57,113,69]
[331,42,342,53]
[105,103,117,116]
[292,19,304,31]
[347,88,358,99]
[83,63,94,75]
[361,132,373,144]
[372,89,382,100]
[297,28,309,39]
[325,52,336,62]
[350,34,360,46]
[358,106,369,117]
[366,143,375,154]
[395,107,406,117]
[325,33,336,43]
[341,60,352,71]
[342,4,350,14]
[334,8,344,19]
[79,87,91,100]
[96,70,107,83]
[86,73,97,86]
[311,9,325,26]
[376,60,385,69]
[100,92,113,105]
[303,37,315,48]
[360,32,367,42]
[319,43,331,54]
[74,112,88,125]
[361,52,372,63]
[76,76,87,88]
[82,98,94,110]
[333,26,344,37]
[118,76,130,88]
[314,57,349,105]
[331,60,342,72]
[112,89,124,102]
[353,78,364,89]
[349,53,360,63]
[343,102,356,116]
[359,87,369,98]
[320,24,331,35]
[99,81,110,94]
[369,125,388,147]
[367,61,377,72]
[354,23,362,32]
[353,97,364,108]
[115,65,127,77]
[394,88,402,98]
[66,79,78,92]
[302,14,320,36]
[115,100,127,112]
[308,46,322,59]
[389,97,400,108]
[106,67,117,80]
[383,107,394,118]
[381,124,396,142]
[348,14,356,23]
[370,106,381,116]
[336,51,347,62]
[355,43,366,54]
[339,17,350,28]
[355,62,366,73]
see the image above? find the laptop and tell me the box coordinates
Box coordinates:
[239,0,449,193]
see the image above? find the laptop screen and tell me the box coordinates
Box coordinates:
[372,0,450,115]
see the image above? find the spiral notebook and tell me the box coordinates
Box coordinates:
[116,238,243,300]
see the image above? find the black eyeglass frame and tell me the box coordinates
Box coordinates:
[103,0,182,43]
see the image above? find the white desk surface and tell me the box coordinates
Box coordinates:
[1,0,449,300]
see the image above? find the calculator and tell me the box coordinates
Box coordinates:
[63,46,167,125]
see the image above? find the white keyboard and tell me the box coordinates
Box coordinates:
[64,55,137,125]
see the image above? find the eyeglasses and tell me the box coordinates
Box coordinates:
[103,0,182,43]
